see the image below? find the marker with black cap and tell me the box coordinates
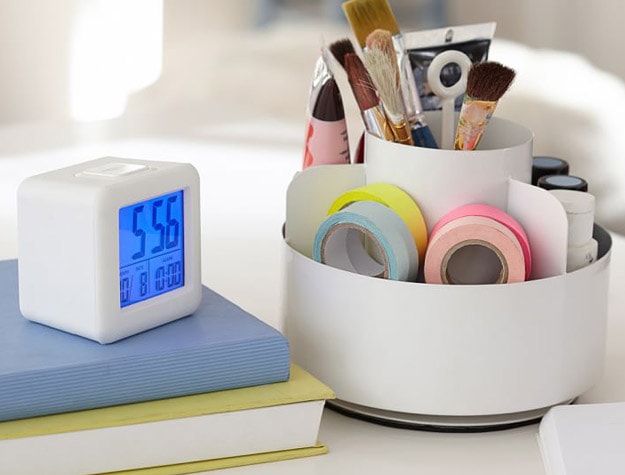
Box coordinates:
[537,174,588,192]
[532,156,569,185]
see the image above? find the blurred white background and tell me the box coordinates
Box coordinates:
[2,0,625,123]
[0,0,624,233]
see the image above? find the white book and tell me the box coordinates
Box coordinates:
[0,365,334,475]
[538,402,625,475]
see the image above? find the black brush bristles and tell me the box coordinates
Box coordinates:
[344,52,379,112]
[329,38,356,70]
[466,61,516,102]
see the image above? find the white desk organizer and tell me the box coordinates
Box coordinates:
[283,112,611,430]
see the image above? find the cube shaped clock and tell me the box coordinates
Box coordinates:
[17,157,202,344]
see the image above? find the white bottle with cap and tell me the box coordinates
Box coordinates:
[549,189,598,272]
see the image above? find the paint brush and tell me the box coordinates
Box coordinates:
[363,29,422,146]
[328,38,366,163]
[362,47,413,145]
[366,29,399,85]
[454,61,516,151]
[328,37,356,71]
[342,0,438,148]
[343,52,395,142]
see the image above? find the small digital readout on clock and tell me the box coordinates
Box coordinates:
[119,190,184,307]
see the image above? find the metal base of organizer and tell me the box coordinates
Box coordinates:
[326,398,575,433]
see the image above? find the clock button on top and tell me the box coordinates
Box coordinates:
[78,162,148,178]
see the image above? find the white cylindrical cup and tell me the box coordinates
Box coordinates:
[365,111,533,231]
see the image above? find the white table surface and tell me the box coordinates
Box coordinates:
[1,113,623,475]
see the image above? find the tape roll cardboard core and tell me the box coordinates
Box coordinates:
[441,240,507,284]
[320,223,388,278]
[313,200,419,281]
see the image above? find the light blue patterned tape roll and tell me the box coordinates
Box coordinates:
[312,200,419,281]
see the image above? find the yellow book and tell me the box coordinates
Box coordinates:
[0,365,334,475]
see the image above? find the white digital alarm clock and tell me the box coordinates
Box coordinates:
[17,157,202,343]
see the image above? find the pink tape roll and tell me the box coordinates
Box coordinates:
[424,215,527,285]
[429,203,532,279]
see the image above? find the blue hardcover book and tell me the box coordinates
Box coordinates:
[0,259,290,421]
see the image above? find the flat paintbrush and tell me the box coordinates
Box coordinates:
[343,52,395,142]
[328,37,356,71]
[342,0,438,148]
[329,38,366,163]
[454,61,516,151]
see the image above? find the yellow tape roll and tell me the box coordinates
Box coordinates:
[327,182,428,260]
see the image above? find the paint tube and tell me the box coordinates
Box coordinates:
[404,22,496,111]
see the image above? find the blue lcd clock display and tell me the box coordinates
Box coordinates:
[119,190,185,307]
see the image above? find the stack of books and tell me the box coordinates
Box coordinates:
[0,259,334,474]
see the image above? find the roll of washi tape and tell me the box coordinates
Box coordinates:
[326,182,428,261]
[424,215,526,285]
[313,200,419,282]
[430,203,532,279]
